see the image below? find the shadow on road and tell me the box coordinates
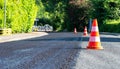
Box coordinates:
[25,37,81,41]
[82,37,120,42]
[1,32,119,69]
[100,32,120,36]
[0,32,84,69]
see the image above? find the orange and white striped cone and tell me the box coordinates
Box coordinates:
[74,27,77,34]
[87,19,103,50]
[83,26,88,36]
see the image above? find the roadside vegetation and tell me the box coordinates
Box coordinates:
[0,0,37,33]
[0,0,120,33]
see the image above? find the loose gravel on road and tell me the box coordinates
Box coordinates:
[0,32,120,69]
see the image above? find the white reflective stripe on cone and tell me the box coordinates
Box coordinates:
[89,36,100,42]
[91,26,99,32]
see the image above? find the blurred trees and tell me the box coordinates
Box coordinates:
[0,0,37,33]
[0,0,4,28]
[91,0,120,23]
[91,0,120,32]
[0,0,120,33]
[36,0,91,31]
[67,0,92,31]
[36,0,68,31]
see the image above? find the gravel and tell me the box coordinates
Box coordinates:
[0,32,120,69]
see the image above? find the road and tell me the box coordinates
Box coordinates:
[0,32,120,69]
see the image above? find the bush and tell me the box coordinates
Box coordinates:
[36,0,67,31]
[0,0,4,28]
[0,0,37,33]
[100,19,120,33]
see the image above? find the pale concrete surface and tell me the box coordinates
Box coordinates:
[0,32,48,43]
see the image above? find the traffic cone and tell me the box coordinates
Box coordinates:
[87,19,103,50]
[74,27,77,34]
[83,26,88,36]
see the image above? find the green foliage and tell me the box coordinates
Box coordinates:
[0,0,37,33]
[90,0,107,23]
[36,0,68,31]
[51,2,67,31]
[36,0,91,31]
[36,0,120,32]
[100,19,120,33]
[1,0,120,33]
[67,0,92,31]
[0,0,4,28]
[91,0,120,32]
[91,0,120,23]
[104,0,120,20]
[100,23,120,33]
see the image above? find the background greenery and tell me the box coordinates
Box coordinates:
[0,0,120,33]
[91,0,120,33]
[36,0,92,32]
[0,0,37,33]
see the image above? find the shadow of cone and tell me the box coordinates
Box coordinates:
[87,19,103,50]
[83,26,88,36]
[74,28,77,34]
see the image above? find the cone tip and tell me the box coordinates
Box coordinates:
[92,19,98,26]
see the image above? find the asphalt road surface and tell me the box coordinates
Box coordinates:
[0,32,120,69]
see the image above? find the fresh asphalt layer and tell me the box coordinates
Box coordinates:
[74,32,120,69]
[0,32,120,69]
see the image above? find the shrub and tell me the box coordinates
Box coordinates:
[0,0,37,33]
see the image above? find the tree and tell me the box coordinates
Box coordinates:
[0,0,37,33]
[67,0,92,31]
[91,0,120,32]
[91,0,120,24]
[0,0,4,28]
[36,0,68,31]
